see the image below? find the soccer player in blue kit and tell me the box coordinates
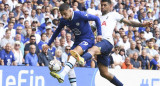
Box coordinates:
[44,3,102,85]
[70,0,152,86]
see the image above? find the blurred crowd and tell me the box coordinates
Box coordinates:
[0,0,160,70]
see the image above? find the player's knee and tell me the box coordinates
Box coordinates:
[100,72,110,79]
[88,47,99,54]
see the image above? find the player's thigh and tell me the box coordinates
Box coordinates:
[72,40,94,55]
[73,45,84,55]
[95,39,113,55]
[88,46,101,55]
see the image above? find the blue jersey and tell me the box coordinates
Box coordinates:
[0,50,15,65]
[48,11,101,46]
[150,59,158,70]
[48,47,56,56]
[38,40,48,50]
[25,53,38,66]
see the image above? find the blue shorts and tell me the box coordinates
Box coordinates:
[95,39,113,66]
[71,38,95,53]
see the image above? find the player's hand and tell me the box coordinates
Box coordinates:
[96,35,102,42]
[143,22,152,27]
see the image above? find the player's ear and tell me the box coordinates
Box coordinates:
[69,8,71,12]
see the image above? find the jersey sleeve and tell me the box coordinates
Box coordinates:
[78,11,102,35]
[113,12,124,22]
[47,19,65,46]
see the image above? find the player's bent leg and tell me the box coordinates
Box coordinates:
[70,46,85,65]
[98,63,123,86]
[53,46,83,83]
[68,69,77,86]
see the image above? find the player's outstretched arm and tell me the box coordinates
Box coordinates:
[47,20,64,46]
[121,18,152,27]
[79,12,102,37]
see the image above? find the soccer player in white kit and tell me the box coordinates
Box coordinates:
[71,0,152,86]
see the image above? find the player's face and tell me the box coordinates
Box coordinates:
[60,9,72,20]
[101,1,111,15]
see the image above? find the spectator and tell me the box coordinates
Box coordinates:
[155,31,160,47]
[48,43,56,56]
[16,26,24,42]
[87,2,96,15]
[31,20,41,35]
[54,49,62,62]
[25,44,39,66]
[146,40,158,59]
[0,43,16,66]
[31,27,41,44]
[38,44,53,66]
[118,35,130,51]
[138,49,150,70]
[111,46,123,69]
[126,41,139,57]
[65,33,74,47]
[15,17,25,29]
[12,41,24,66]
[59,29,66,39]
[0,21,5,41]
[0,29,14,49]
[121,57,133,69]
[150,54,160,70]
[4,22,16,38]
[46,25,53,42]
[60,37,66,53]
[154,44,159,54]
[54,38,62,50]
[119,49,126,62]
[1,14,8,27]
[135,40,143,54]
[144,27,153,40]
[36,6,43,24]
[30,9,38,23]
[130,52,141,69]
[23,10,31,25]
[0,3,7,17]
[13,4,23,21]
[38,33,47,51]
[23,28,32,43]
[24,35,40,56]
[15,34,25,56]
[61,46,70,66]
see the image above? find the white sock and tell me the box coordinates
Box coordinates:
[68,69,77,86]
[60,56,76,78]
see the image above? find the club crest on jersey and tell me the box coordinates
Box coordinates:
[76,22,80,26]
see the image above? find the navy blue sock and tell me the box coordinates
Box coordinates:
[82,52,92,61]
[110,76,123,86]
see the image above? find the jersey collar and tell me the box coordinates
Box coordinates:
[71,10,74,20]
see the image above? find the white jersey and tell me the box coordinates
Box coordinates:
[100,12,124,45]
